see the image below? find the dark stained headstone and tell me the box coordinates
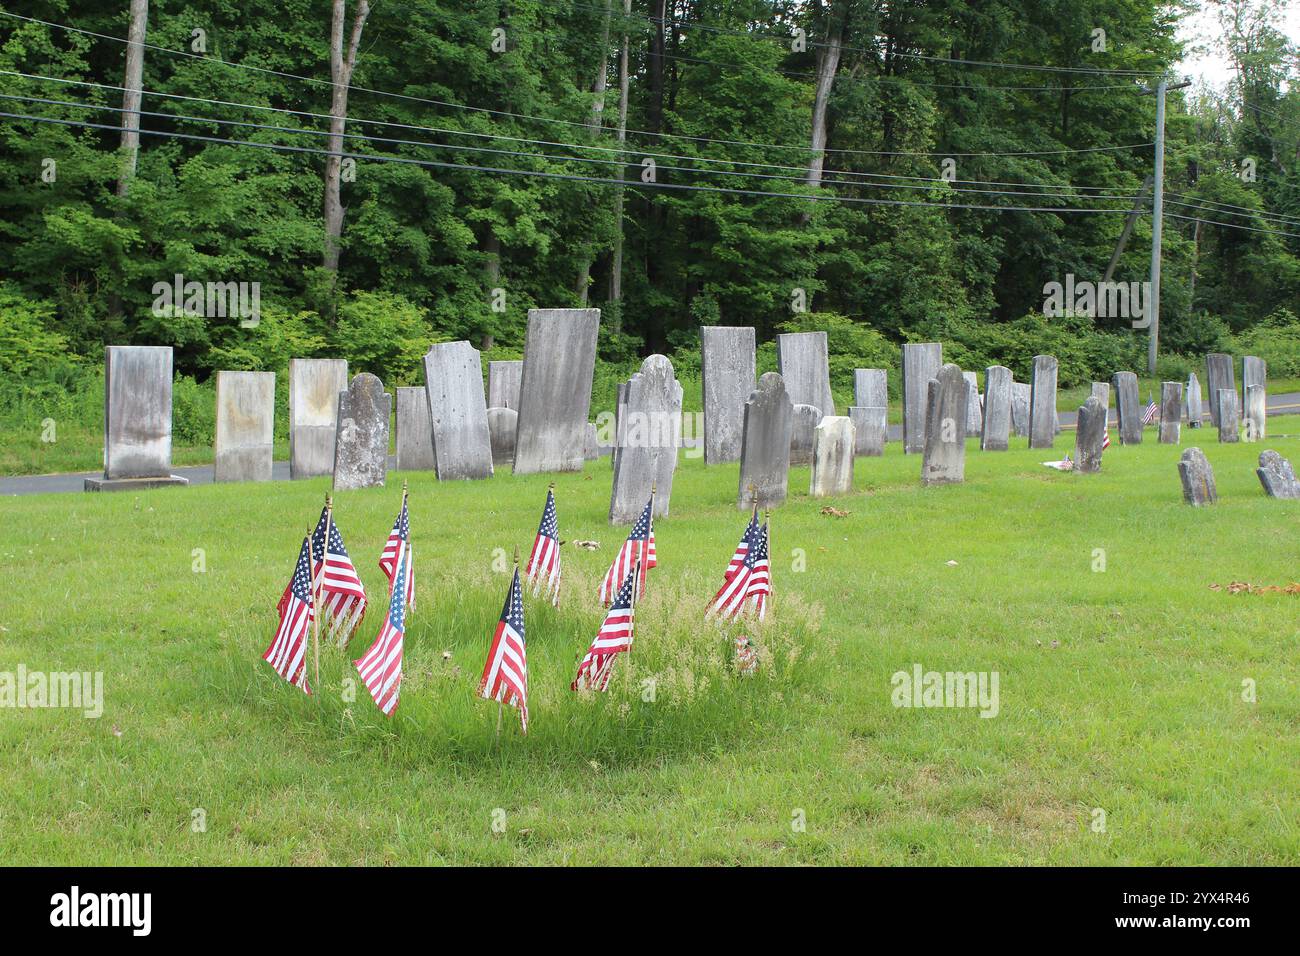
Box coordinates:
[921,364,968,486]
[1205,352,1235,427]
[700,326,756,464]
[776,331,835,420]
[1256,450,1300,499]
[789,403,822,466]
[737,372,793,509]
[215,370,274,483]
[514,308,600,474]
[422,341,493,480]
[1113,371,1142,445]
[1074,396,1107,473]
[901,343,942,454]
[1158,381,1183,444]
[333,373,391,491]
[981,366,1012,451]
[395,386,436,471]
[1178,447,1217,506]
[1029,354,1058,449]
[289,358,348,479]
[86,345,189,491]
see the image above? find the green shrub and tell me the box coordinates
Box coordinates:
[1236,308,1300,378]
[0,283,78,387]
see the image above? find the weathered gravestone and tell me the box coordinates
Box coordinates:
[1112,371,1142,445]
[86,345,189,491]
[1256,450,1300,499]
[487,360,523,411]
[1178,447,1218,506]
[981,366,1012,451]
[777,331,834,421]
[962,371,983,437]
[1242,355,1266,417]
[1186,373,1203,427]
[1028,355,1058,449]
[395,387,436,471]
[1074,396,1107,474]
[1159,381,1183,444]
[289,358,348,479]
[487,407,518,467]
[583,422,599,461]
[902,343,942,454]
[789,403,822,466]
[1010,382,1031,438]
[422,341,493,480]
[921,364,968,486]
[738,372,793,509]
[332,373,390,491]
[1205,352,1235,427]
[1090,382,1111,424]
[848,405,887,457]
[513,308,600,474]
[1244,384,1267,442]
[854,368,888,410]
[810,416,855,498]
[700,326,756,464]
[214,370,274,483]
[1217,389,1240,443]
[610,355,681,523]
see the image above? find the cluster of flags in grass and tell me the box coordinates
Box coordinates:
[263,481,771,735]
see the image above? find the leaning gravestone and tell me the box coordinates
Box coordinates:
[1256,450,1300,499]
[487,360,523,411]
[1113,371,1142,445]
[981,366,1011,451]
[1159,381,1183,445]
[810,416,855,498]
[962,371,983,437]
[738,372,793,509]
[789,403,822,466]
[902,343,942,454]
[86,345,189,491]
[1074,396,1107,474]
[333,374,390,491]
[854,368,888,410]
[610,355,681,523]
[422,341,493,480]
[1217,389,1240,444]
[701,326,756,464]
[1028,355,1058,449]
[395,387,436,471]
[514,308,600,474]
[289,358,348,479]
[1186,373,1203,428]
[777,331,835,422]
[1090,382,1110,424]
[1010,382,1031,438]
[487,406,518,467]
[1205,352,1235,427]
[921,364,968,486]
[848,406,886,457]
[1178,448,1217,506]
[214,370,274,483]
[1244,384,1266,442]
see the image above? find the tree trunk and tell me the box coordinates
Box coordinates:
[607,0,632,328]
[576,0,614,306]
[323,0,371,274]
[115,0,149,199]
[801,2,844,225]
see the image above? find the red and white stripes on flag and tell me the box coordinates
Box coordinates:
[353,544,410,716]
[1102,429,1111,450]
[479,567,529,732]
[309,506,367,645]
[574,564,638,692]
[379,495,414,612]
[525,488,561,605]
[707,515,771,620]
[599,497,656,605]
[263,536,315,694]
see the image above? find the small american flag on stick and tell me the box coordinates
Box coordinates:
[707,513,772,620]
[479,560,528,733]
[353,545,409,716]
[302,500,366,646]
[600,495,656,605]
[1141,396,1160,425]
[379,487,414,613]
[574,563,638,692]
[263,536,315,694]
[726,502,760,581]
[525,485,561,605]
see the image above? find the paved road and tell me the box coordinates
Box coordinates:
[5,394,1299,497]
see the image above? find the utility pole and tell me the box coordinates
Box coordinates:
[1144,76,1191,374]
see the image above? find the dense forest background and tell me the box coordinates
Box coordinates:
[0,0,1298,450]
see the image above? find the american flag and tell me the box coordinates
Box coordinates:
[725,507,760,581]
[379,496,415,612]
[525,488,561,605]
[1141,397,1160,425]
[574,564,638,692]
[708,516,771,620]
[599,497,656,605]
[1102,429,1111,450]
[353,546,408,716]
[479,566,529,732]
[303,506,366,645]
[263,536,314,694]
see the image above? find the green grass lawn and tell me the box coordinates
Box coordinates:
[1,433,1298,865]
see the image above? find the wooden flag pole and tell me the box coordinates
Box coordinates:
[765,507,773,617]
[323,493,339,645]
[306,526,321,690]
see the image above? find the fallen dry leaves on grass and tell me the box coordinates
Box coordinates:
[1208,582,1300,595]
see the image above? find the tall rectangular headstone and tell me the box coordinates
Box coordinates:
[848,406,886,456]
[610,355,681,522]
[86,346,189,490]
[1090,382,1110,424]
[333,373,391,491]
[789,403,821,466]
[810,417,854,498]
[1028,355,1058,449]
[701,326,756,464]
[1186,372,1203,427]
[1205,352,1235,427]
[902,343,942,454]
[962,371,982,437]
[1242,355,1266,428]
[514,308,600,474]
[776,331,835,420]
[853,369,887,409]
[981,366,1011,451]
[1158,381,1183,444]
[738,373,793,509]
[395,387,436,471]
[214,370,274,483]
[289,358,348,479]
[921,364,968,485]
[1113,371,1142,445]
[1244,384,1266,442]
[487,360,523,411]
[423,341,493,480]
[1010,382,1031,438]
[1217,389,1240,443]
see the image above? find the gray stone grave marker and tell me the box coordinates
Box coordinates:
[289,358,348,479]
[1205,352,1235,427]
[1091,382,1110,424]
[776,331,834,421]
[333,373,391,491]
[1244,384,1266,442]
[854,368,888,409]
[422,341,493,480]
[738,372,793,509]
[789,403,822,466]
[514,308,600,474]
[921,363,968,485]
[1217,389,1240,443]
[395,387,436,471]
[962,371,982,437]
[1186,373,1203,427]
[848,405,886,457]
[902,343,942,453]
[487,360,523,411]
[215,370,274,483]
[1113,371,1142,445]
[1074,396,1107,473]
[487,406,518,466]
[86,345,189,491]
[609,355,681,523]
[1178,448,1217,506]
[701,326,756,464]
[1256,450,1299,499]
[1159,381,1183,444]
[1010,381,1031,438]
[981,366,1012,451]
[1029,355,1058,449]
[810,416,855,497]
